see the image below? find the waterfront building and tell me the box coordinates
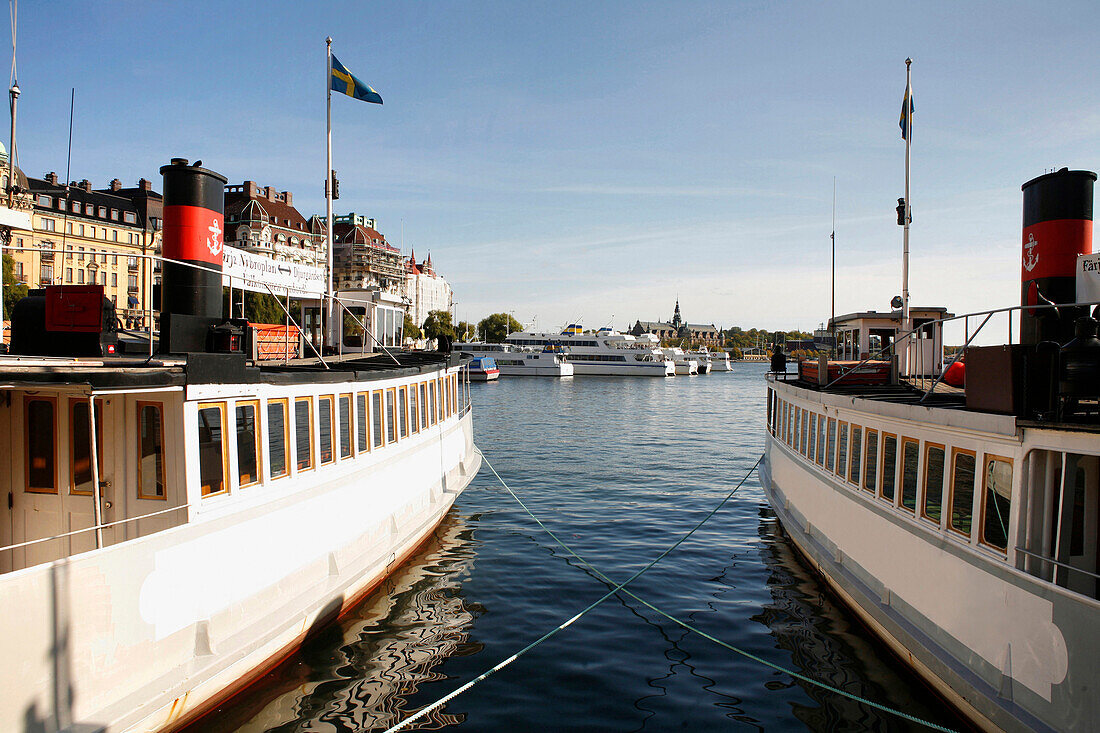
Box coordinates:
[16,172,162,327]
[405,249,452,328]
[223,181,324,267]
[331,213,405,295]
[631,299,721,347]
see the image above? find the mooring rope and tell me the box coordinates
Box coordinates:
[381,452,762,733]
[385,450,956,733]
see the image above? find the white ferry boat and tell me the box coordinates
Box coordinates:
[660,346,699,375]
[691,347,731,372]
[454,341,573,377]
[761,168,1099,732]
[0,160,481,733]
[506,326,674,377]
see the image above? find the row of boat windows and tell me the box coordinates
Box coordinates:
[767,391,1013,553]
[23,396,167,499]
[568,354,627,362]
[196,373,462,498]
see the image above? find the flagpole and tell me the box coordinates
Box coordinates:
[902,57,912,340]
[325,36,334,352]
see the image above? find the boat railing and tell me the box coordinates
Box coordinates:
[1014,546,1100,583]
[820,299,1100,399]
[0,502,190,558]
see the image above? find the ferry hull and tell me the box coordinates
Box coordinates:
[0,410,480,733]
[760,423,1098,733]
[569,362,674,377]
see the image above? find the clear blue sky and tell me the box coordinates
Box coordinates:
[10,1,1100,333]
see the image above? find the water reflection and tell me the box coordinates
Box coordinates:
[752,505,963,732]
[195,510,479,733]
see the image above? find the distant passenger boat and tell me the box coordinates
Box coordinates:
[760,168,1100,732]
[455,341,573,377]
[506,326,674,377]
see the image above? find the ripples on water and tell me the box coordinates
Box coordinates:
[197,364,965,732]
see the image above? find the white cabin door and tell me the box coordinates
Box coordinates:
[62,397,115,555]
[12,395,66,568]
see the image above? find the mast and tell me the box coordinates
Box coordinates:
[902,58,912,336]
[325,37,334,351]
[831,176,836,355]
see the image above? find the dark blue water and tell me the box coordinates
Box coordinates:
[201,364,965,732]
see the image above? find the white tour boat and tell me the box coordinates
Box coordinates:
[760,168,1099,732]
[0,160,481,733]
[506,326,674,377]
[455,341,573,377]
[660,346,699,375]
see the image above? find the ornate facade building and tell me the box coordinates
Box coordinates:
[331,213,406,295]
[12,172,162,327]
[405,250,452,329]
[632,300,721,347]
[223,181,324,267]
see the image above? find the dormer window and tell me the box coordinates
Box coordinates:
[36,194,51,206]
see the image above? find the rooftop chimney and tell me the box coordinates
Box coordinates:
[44,172,58,185]
[283,190,292,206]
[79,179,92,192]
[138,178,152,191]
[244,180,258,197]
[264,185,277,201]
[110,178,122,191]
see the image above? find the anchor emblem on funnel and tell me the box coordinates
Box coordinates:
[1023,232,1039,273]
[207,218,223,258]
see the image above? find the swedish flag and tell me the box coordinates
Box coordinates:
[899,87,913,140]
[331,54,383,105]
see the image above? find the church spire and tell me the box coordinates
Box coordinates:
[672,298,682,329]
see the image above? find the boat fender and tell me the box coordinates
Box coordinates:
[943,359,965,388]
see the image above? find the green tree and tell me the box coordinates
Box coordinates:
[3,253,28,317]
[477,312,523,343]
[422,310,455,341]
[456,320,477,341]
[403,313,423,340]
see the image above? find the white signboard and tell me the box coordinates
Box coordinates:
[222,245,326,298]
[1077,252,1100,305]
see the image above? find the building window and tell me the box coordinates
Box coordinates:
[71,202,81,215]
[78,247,85,261]
[25,397,57,493]
[79,224,85,236]
[128,274,138,290]
[295,397,314,471]
[112,254,117,265]
[124,211,136,223]
[236,401,261,487]
[40,263,54,284]
[197,403,228,497]
[36,194,51,206]
[113,230,118,241]
[268,398,289,479]
[69,399,103,496]
[57,199,66,211]
[78,270,85,284]
[981,456,1013,552]
[111,273,117,287]
[339,394,352,459]
[42,218,56,231]
[137,402,166,499]
[110,208,119,220]
[65,268,73,283]
[318,395,335,464]
[950,449,977,537]
[97,206,106,217]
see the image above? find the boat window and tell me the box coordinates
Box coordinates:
[836,421,848,478]
[787,404,794,447]
[848,425,862,486]
[410,387,420,434]
[372,391,384,448]
[318,395,335,465]
[826,418,836,472]
[816,415,826,466]
[25,397,58,494]
[900,438,919,512]
[880,433,898,502]
[429,381,438,426]
[197,403,228,497]
[807,414,817,460]
[268,398,289,478]
[356,393,368,453]
[398,387,408,438]
[386,389,397,443]
[767,389,775,434]
[800,409,808,456]
[339,394,352,459]
[793,408,801,452]
[949,449,976,537]
[862,430,879,493]
[923,444,945,524]
[295,397,313,471]
[236,400,261,487]
[419,382,428,428]
[137,402,166,498]
[437,377,445,421]
[69,399,102,496]
[980,456,1013,551]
